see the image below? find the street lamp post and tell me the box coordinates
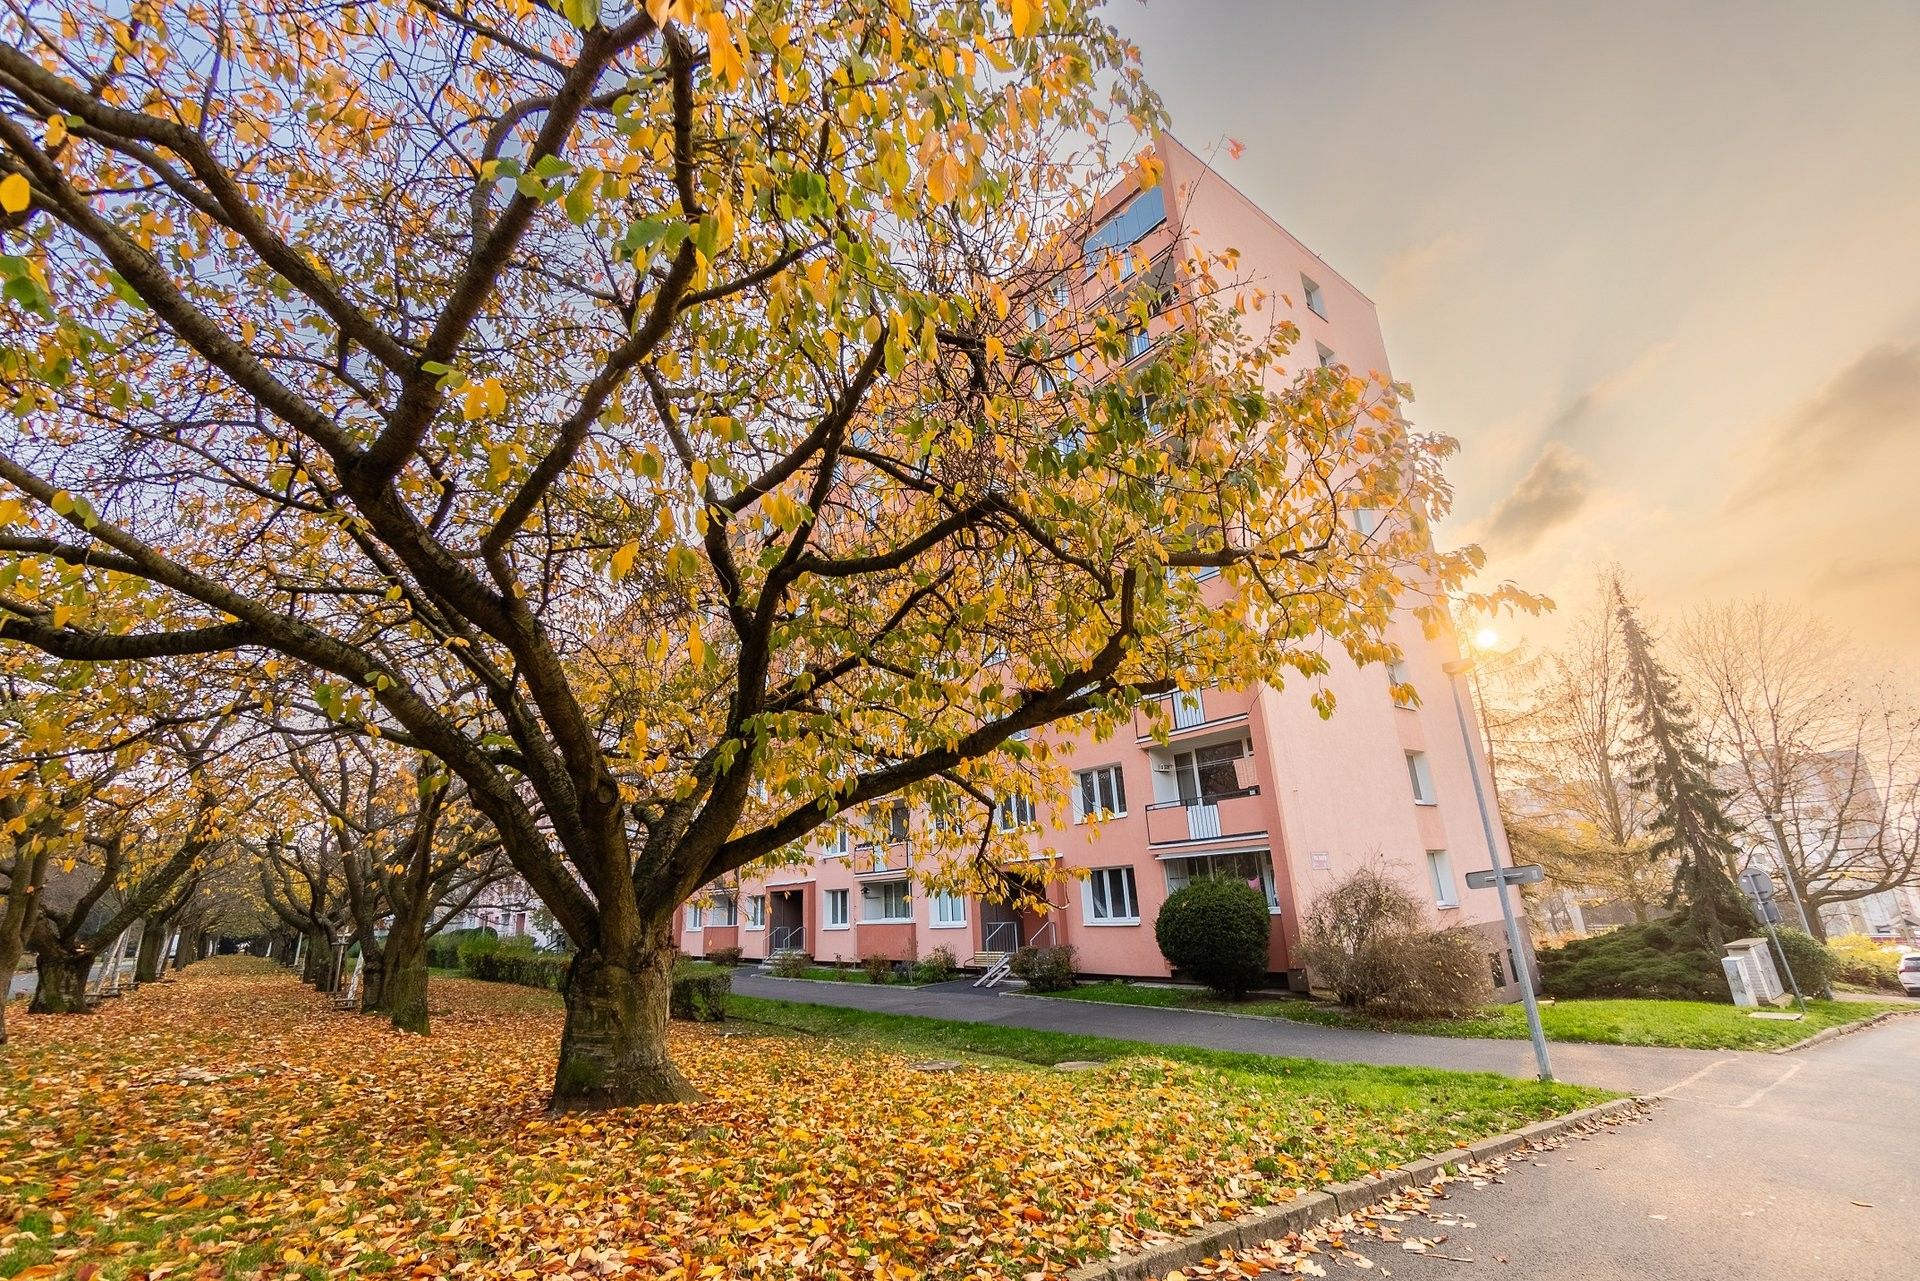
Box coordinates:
[1443,656,1554,1082]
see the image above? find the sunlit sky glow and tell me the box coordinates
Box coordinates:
[1114,0,1920,663]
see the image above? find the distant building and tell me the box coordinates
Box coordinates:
[675,136,1536,998]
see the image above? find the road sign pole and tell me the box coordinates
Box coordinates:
[1445,659,1554,1082]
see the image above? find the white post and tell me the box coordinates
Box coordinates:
[1445,658,1554,1082]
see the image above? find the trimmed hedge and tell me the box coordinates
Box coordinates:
[1831,933,1904,991]
[467,946,569,990]
[670,970,731,1022]
[427,926,496,971]
[1155,878,1270,998]
[1539,915,1727,1001]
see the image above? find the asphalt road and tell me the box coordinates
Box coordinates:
[732,973,1747,1094]
[1268,1016,1920,1280]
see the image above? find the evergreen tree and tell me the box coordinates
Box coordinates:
[1614,587,1755,949]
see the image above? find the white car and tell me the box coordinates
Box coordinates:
[1900,954,1920,998]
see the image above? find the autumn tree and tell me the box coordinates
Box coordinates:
[24,719,231,1012]
[0,0,1515,1106]
[1482,572,1668,927]
[1615,586,1753,949]
[255,822,354,992]
[282,731,508,1032]
[1678,598,1920,940]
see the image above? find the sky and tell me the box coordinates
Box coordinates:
[1111,0,1920,665]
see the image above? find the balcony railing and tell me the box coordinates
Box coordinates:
[1145,786,1265,845]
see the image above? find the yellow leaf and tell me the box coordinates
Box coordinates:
[1007,0,1039,38]
[45,116,68,147]
[0,173,29,214]
[610,541,639,579]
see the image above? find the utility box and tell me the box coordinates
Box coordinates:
[1722,955,1756,1008]
[1724,938,1784,1004]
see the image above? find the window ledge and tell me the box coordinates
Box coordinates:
[1083,919,1142,927]
[928,921,969,930]
[1413,799,1439,808]
[822,923,850,932]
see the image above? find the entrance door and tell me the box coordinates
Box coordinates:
[769,890,806,954]
[980,900,1023,955]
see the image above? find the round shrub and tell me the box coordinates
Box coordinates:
[1767,927,1836,994]
[1155,878,1271,998]
[1009,944,1077,992]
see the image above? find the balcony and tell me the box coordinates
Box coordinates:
[1132,686,1255,743]
[1145,787,1266,845]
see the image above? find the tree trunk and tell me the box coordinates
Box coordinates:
[384,933,430,1035]
[302,930,333,988]
[359,950,388,1014]
[0,933,22,1045]
[134,919,169,984]
[550,929,697,1110]
[30,951,94,1014]
[174,930,203,971]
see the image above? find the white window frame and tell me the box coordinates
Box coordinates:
[824,888,851,929]
[1163,850,1281,914]
[744,894,766,931]
[685,903,703,932]
[1316,340,1337,369]
[1385,657,1413,706]
[995,793,1036,832]
[1302,274,1327,319]
[1406,751,1437,805]
[1427,848,1459,908]
[1083,866,1141,925]
[821,827,851,859]
[930,891,968,929]
[707,892,738,927]
[860,879,912,924]
[1072,764,1128,823]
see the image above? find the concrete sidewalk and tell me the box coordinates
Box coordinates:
[731,973,1746,1094]
[1274,1014,1920,1280]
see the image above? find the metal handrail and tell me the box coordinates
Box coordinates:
[1143,786,1259,810]
[981,919,1022,954]
[768,925,804,953]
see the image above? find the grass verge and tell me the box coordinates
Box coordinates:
[1044,981,1912,1051]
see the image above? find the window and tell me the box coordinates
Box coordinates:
[822,827,850,858]
[1171,688,1206,728]
[1489,949,1506,987]
[861,880,912,923]
[931,891,968,928]
[1124,327,1153,363]
[824,888,850,929]
[1353,508,1383,538]
[1385,658,1413,706]
[1406,751,1437,805]
[1083,186,1168,279]
[995,794,1036,831]
[1085,867,1140,923]
[1302,274,1326,319]
[745,894,766,930]
[1164,850,1280,913]
[707,893,738,927]
[1073,765,1128,822]
[1172,741,1247,804]
[885,801,910,845]
[1427,849,1458,907]
[685,904,702,932]
[1316,341,1337,369]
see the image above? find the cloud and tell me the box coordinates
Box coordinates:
[1374,232,1471,306]
[1482,442,1596,554]
[1734,341,1920,507]
[1538,342,1676,443]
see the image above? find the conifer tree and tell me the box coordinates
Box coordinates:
[1615,587,1754,949]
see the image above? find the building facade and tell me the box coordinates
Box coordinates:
[677,136,1535,998]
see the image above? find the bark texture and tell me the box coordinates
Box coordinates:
[29,951,92,1013]
[550,933,696,1110]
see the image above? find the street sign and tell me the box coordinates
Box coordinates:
[1741,869,1777,900]
[1465,863,1545,890]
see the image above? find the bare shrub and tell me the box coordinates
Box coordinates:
[1299,867,1492,1018]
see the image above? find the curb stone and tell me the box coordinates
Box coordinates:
[1062,1096,1650,1281]
[1774,1006,1920,1055]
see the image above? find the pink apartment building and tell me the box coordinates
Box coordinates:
[678,136,1536,998]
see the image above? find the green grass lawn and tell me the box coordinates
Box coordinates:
[726,992,1608,1146]
[1043,981,1913,1051]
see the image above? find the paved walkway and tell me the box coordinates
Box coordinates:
[1279,1015,1920,1280]
[731,973,1748,1094]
